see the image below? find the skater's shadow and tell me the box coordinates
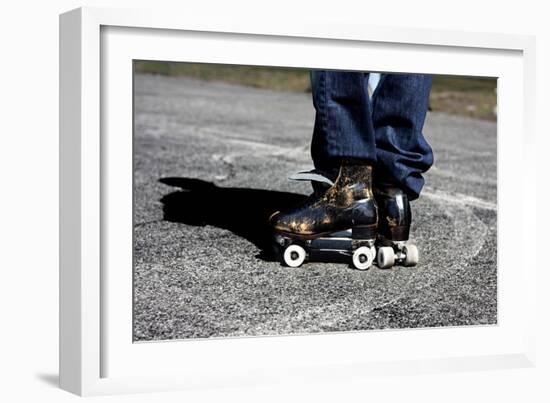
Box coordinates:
[159,177,307,260]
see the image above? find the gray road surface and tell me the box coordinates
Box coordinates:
[133,74,497,341]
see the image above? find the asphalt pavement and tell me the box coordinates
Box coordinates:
[133,74,497,341]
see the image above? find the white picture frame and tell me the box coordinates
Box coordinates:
[59,6,537,396]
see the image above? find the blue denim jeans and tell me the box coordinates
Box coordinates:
[310,71,433,200]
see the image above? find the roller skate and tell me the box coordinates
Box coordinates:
[374,184,419,269]
[269,163,378,270]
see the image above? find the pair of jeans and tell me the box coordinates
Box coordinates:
[310,71,433,200]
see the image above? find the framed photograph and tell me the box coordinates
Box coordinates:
[59,6,537,396]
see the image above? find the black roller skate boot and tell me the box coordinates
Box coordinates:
[374,184,419,269]
[270,163,378,270]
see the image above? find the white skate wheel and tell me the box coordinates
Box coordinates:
[403,244,419,266]
[352,246,375,271]
[377,246,395,269]
[283,244,307,268]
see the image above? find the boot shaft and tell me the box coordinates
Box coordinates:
[270,163,378,237]
[374,185,411,241]
[324,164,374,207]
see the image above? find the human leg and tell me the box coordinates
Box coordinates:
[370,73,432,267]
[371,73,433,200]
[270,71,379,268]
[273,70,378,238]
[269,71,433,269]
[310,70,377,171]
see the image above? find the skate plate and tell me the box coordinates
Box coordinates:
[274,229,376,270]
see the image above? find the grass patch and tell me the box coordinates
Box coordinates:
[135,62,311,92]
[135,61,496,120]
[430,75,497,120]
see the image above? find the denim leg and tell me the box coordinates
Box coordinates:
[371,74,433,200]
[310,71,377,169]
[309,70,433,200]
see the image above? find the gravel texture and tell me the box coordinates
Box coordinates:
[133,74,497,341]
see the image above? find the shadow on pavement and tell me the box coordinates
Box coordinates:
[159,177,307,260]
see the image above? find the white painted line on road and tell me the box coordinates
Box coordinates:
[428,165,497,186]
[423,188,497,211]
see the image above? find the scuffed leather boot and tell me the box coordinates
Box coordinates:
[374,184,419,268]
[270,163,378,240]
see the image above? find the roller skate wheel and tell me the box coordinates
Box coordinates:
[283,244,307,268]
[352,246,375,271]
[403,244,419,266]
[377,246,395,269]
